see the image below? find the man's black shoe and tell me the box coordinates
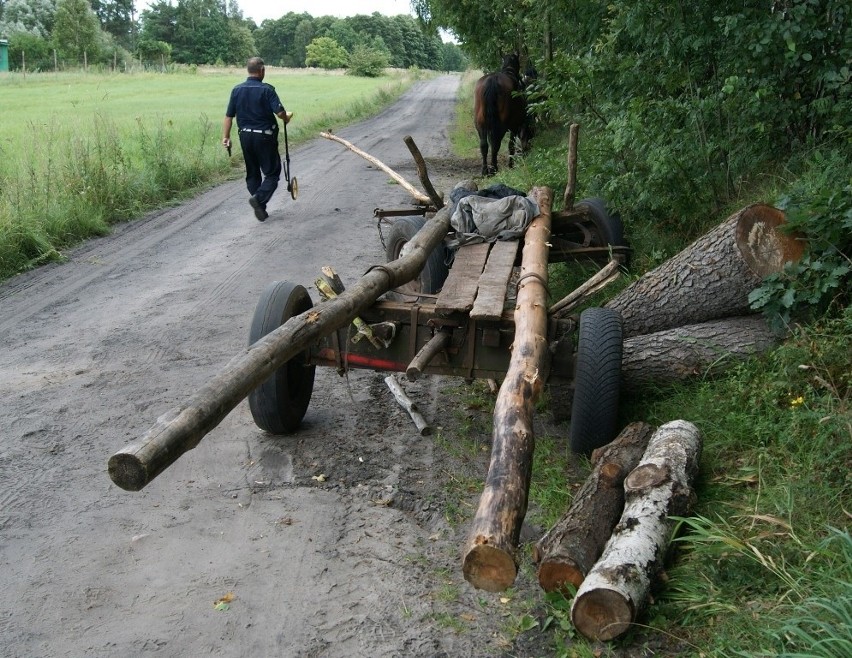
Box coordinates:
[249,196,268,221]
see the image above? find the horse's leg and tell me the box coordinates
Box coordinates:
[490,129,504,175]
[477,127,489,176]
[508,130,517,168]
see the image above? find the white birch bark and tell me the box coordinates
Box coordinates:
[570,420,703,641]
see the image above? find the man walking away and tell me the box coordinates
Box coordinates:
[222,57,293,221]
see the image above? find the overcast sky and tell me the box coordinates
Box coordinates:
[136,1,417,22]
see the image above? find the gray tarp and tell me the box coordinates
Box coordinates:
[448,194,540,248]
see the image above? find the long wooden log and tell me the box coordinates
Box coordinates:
[108,205,453,491]
[621,315,780,392]
[571,420,703,641]
[605,204,804,338]
[534,422,655,593]
[461,186,553,592]
[320,131,432,205]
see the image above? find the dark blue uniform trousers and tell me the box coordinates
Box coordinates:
[239,132,281,208]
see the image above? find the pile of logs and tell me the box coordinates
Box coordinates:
[616,203,804,390]
[462,199,806,641]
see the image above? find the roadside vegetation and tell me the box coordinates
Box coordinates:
[0,68,424,280]
[442,10,850,656]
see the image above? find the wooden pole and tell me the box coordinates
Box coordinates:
[108,206,454,491]
[562,124,580,210]
[461,186,553,592]
[534,422,655,593]
[571,420,703,641]
[320,131,432,205]
[406,331,450,381]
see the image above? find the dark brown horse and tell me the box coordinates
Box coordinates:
[473,53,533,176]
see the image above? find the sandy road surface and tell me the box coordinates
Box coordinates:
[0,74,548,657]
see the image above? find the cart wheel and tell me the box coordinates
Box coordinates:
[576,198,626,250]
[248,281,315,434]
[569,307,623,455]
[385,216,449,294]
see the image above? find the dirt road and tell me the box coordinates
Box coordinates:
[0,74,555,657]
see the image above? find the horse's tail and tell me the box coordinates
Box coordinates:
[483,76,503,149]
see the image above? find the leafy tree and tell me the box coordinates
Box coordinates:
[90,0,133,49]
[7,31,54,70]
[440,41,466,72]
[53,0,101,63]
[0,0,57,39]
[347,43,388,77]
[304,35,347,69]
[137,37,170,64]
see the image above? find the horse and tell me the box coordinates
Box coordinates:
[473,53,533,176]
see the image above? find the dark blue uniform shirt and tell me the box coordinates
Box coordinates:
[225,78,285,131]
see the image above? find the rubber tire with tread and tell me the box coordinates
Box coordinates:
[576,197,626,249]
[248,281,315,434]
[385,216,449,294]
[569,307,623,455]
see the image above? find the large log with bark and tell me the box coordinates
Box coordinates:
[461,187,553,592]
[606,204,804,338]
[621,315,781,392]
[534,422,655,592]
[571,420,703,641]
[108,205,453,491]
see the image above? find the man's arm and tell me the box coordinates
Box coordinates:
[222,116,233,149]
[275,109,293,124]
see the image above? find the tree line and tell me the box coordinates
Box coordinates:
[0,0,467,73]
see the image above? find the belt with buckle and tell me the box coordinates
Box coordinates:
[240,128,273,135]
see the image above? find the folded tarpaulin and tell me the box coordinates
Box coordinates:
[449,194,540,248]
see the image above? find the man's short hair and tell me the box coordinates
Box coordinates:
[247,57,264,75]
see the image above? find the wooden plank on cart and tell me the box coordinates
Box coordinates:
[470,240,520,321]
[435,242,491,314]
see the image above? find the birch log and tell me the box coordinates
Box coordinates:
[461,186,553,592]
[571,420,703,641]
[621,315,780,392]
[605,204,804,338]
[534,422,655,593]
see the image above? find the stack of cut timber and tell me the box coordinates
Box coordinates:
[608,204,804,388]
[566,420,703,641]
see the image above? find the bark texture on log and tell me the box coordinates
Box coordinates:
[621,315,780,392]
[571,420,703,641]
[534,422,655,593]
[605,204,804,338]
[108,206,453,491]
[462,187,553,592]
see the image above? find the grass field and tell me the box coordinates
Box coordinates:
[0,67,423,279]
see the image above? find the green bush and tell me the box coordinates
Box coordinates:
[347,45,389,78]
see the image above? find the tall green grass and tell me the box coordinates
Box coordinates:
[0,68,422,280]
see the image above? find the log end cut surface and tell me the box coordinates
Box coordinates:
[537,560,584,593]
[108,452,147,491]
[463,543,517,592]
[572,588,634,641]
[735,204,804,276]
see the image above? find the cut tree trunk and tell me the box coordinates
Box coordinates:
[534,422,655,593]
[571,420,703,641]
[605,204,804,338]
[621,315,780,392]
[461,186,553,592]
[108,205,453,492]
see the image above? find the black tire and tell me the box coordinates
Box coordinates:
[385,216,449,294]
[248,281,315,434]
[569,307,623,455]
[576,197,626,249]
